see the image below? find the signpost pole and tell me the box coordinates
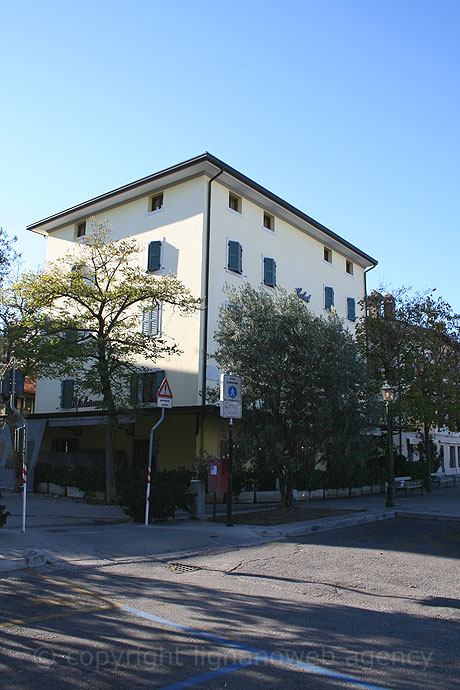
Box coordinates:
[226,418,233,527]
[145,408,165,526]
[145,377,172,526]
[9,367,28,533]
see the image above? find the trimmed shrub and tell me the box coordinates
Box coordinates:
[34,462,105,493]
[295,469,327,491]
[117,466,193,522]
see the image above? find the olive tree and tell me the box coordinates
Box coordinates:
[213,284,368,507]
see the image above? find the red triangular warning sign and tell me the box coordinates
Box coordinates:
[157,378,173,398]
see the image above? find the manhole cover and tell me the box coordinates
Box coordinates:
[168,562,201,574]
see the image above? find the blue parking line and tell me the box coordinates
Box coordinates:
[121,605,395,690]
[156,658,264,690]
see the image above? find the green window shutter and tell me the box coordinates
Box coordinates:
[228,241,242,273]
[325,286,334,311]
[148,241,162,271]
[129,374,139,404]
[155,370,165,396]
[347,297,356,321]
[61,380,74,409]
[263,258,276,287]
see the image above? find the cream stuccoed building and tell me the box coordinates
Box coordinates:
[26,153,377,476]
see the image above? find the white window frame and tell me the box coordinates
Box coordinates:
[74,221,87,240]
[145,192,165,216]
[262,211,275,233]
[323,247,333,265]
[345,260,354,276]
[228,192,243,216]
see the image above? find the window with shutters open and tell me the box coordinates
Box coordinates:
[347,297,356,321]
[130,370,165,404]
[147,241,162,272]
[263,257,276,287]
[227,240,243,274]
[60,380,75,409]
[324,286,334,311]
[142,306,161,337]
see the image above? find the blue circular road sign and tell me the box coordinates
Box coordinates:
[228,385,237,399]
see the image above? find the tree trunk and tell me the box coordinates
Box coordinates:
[278,472,295,508]
[105,420,117,503]
[424,421,432,493]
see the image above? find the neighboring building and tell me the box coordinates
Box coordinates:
[26,153,377,476]
[399,430,460,477]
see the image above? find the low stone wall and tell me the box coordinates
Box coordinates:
[233,485,384,503]
[35,482,105,501]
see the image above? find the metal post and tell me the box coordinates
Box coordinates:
[386,403,395,507]
[145,408,165,526]
[9,367,28,533]
[226,418,233,527]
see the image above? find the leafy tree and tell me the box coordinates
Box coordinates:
[5,222,200,502]
[356,288,460,491]
[213,284,369,507]
[0,228,18,284]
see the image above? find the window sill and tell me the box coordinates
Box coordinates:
[322,259,333,267]
[145,207,165,217]
[227,208,243,218]
[262,226,276,236]
[225,268,244,278]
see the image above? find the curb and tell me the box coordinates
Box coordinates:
[0,550,46,574]
[1,510,457,575]
[395,510,460,523]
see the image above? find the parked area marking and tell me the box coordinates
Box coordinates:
[10,572,395,690]
[121,605,395,690]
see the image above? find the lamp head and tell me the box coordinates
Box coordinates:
[381,382,395,403]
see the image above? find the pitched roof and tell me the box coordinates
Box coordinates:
[27,152,377,266]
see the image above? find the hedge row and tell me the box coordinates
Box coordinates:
[34,462,193,522]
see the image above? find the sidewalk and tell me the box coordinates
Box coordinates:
[1,486,459,575]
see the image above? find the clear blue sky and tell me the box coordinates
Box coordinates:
[2,0,459,310]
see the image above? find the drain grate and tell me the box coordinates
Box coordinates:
[168,562,201,574]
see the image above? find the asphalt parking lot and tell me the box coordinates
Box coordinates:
[1,517,459,689]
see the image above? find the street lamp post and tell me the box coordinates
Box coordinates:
[381,382,396,507]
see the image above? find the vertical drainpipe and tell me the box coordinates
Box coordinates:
[363,262,377,355]
[201,167,224,415]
